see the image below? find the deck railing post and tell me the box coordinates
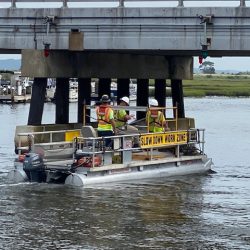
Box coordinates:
[26,134,34,152]
[178,0,184,7]
[50,132,53,143]
[62,0,68,8]
[119,0,124,7]
[176,145,180,158]
[73,138,76,160]
[240,0,246,7]
[18,135,21,155]
[92,138,95,168]
[202,130,205,155]
[11,0,16,8]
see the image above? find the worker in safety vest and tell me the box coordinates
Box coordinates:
[146,99,168,133]
[115,96,140,147]
[96,95,117,140]
[115,96,135,129]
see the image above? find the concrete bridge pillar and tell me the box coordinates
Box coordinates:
[55,78,69,124]
[155,79,166,108]
[137,79,149,120]
[28,78,47,125]
[169,56,192,118]
[117,78,130,102]
[98,78,111,100]
[78,78,91,124]
[171,80,185,118]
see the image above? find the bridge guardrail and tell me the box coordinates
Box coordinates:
[1,0,248,8]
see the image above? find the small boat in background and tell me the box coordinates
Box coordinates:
[0,72,32,103]
[46,78,79,103]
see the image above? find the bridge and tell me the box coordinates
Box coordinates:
[1,0,250,55]
[0,1,249,126]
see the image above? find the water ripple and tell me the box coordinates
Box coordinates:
[1,99,250,249]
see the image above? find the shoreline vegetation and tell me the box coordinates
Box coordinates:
[149,74,250,97]
[1,72,250,98]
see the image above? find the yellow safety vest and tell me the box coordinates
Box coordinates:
[96,105,113,131]
[146,109,165,133]
[114,109,126,128]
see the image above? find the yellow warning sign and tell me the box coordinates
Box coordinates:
[65,130,80,142]
[139,131,187,149]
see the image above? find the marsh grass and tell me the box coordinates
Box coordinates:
[183,74,250,97]
[147,75,250,97]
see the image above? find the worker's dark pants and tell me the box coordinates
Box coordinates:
[97,130,114,148]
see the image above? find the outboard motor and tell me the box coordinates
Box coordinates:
[23,153,46,182]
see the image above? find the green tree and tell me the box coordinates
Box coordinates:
[199,61,215,74]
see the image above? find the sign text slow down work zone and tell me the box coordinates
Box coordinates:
[139,131,188,149]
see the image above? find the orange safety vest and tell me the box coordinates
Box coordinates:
[96,105,113,131]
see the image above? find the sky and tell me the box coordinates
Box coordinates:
[1,1,250,71]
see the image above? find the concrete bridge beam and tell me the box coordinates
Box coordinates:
[170,57,193,81]
[21,50,192,80]
[117,78,130,102]
[2,7,250,54]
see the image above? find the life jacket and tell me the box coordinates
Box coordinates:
[96,105,113,131]
[147,109,165,133]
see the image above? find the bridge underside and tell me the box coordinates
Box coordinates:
[21,50,193,79]
[21,49,189,125]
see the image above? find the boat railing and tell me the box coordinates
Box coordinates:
[73,128,205,167]
[16,129,81,155]
[188,128,205,154]
[15,128,205,165]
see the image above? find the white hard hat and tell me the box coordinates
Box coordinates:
[149,99,158,106]
[120,96,130,105]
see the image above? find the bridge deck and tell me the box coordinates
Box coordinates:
[1,2,250,55]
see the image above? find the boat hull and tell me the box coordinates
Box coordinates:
[7,162,28,183]
[65,156,212,187]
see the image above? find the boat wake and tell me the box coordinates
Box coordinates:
[0,182,32,188]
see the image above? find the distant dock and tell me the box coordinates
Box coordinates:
[0,94,31,103]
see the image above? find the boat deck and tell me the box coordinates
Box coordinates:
[45,150,204,173]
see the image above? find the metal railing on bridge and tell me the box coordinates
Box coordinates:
[2,0,248,8]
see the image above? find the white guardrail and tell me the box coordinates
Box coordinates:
[1,0,248,8]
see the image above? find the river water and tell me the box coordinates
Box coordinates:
[0,98,250,250]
